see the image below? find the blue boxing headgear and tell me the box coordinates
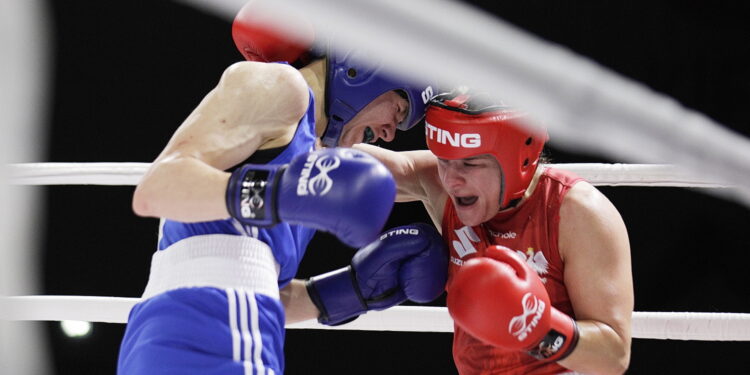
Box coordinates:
[322,49,434,147]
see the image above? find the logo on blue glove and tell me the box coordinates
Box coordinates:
[240,179,266,218]
[379,227,420,240]
[297,154,341,196]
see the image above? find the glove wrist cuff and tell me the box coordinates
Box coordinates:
[527,308,579,362]
[306,266,367,326]
[226,164,284,226]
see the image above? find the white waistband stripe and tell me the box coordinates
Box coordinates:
[227,288,241,362]
[238,289,252,374]
[248,291,265,375]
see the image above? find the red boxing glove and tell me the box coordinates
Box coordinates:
[447,245,579,362]
[232,0,315,65]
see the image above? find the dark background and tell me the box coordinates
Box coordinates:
[40,1,750,373]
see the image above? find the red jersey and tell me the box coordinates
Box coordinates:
[442,167,583,375]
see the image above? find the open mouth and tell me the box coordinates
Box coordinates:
[456,196,478,206]
[362,127,375,143]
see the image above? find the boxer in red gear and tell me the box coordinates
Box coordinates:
[357,90,633,374]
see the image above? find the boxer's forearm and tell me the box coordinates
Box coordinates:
[280,279,320,324]
[558,320,630,375]
[133,156,231,222]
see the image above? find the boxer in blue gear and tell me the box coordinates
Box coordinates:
[119,16,436,374]
[120,87,319,375]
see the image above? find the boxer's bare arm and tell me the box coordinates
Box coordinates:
[557,181,633,374]
[354,144,447,229]
[133,61,310,222]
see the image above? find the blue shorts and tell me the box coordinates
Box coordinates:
[118,287,285,375]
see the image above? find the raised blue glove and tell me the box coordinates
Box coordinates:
[306,223,449,325]
[226,148,396,247]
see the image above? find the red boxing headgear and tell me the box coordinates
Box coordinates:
[425,92,548,208]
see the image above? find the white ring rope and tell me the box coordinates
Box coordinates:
[7,162,730,188]
[8,162,150,186]
[2,295,749,341]
[7,162,742,343]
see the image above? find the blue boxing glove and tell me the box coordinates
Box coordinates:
[226,148,396,247]
[306,223,449,325]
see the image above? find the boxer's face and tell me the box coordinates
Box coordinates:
[338,91,408,147]
[437,155,502,227]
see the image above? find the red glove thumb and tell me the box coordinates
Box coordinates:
[232,1,315,65]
